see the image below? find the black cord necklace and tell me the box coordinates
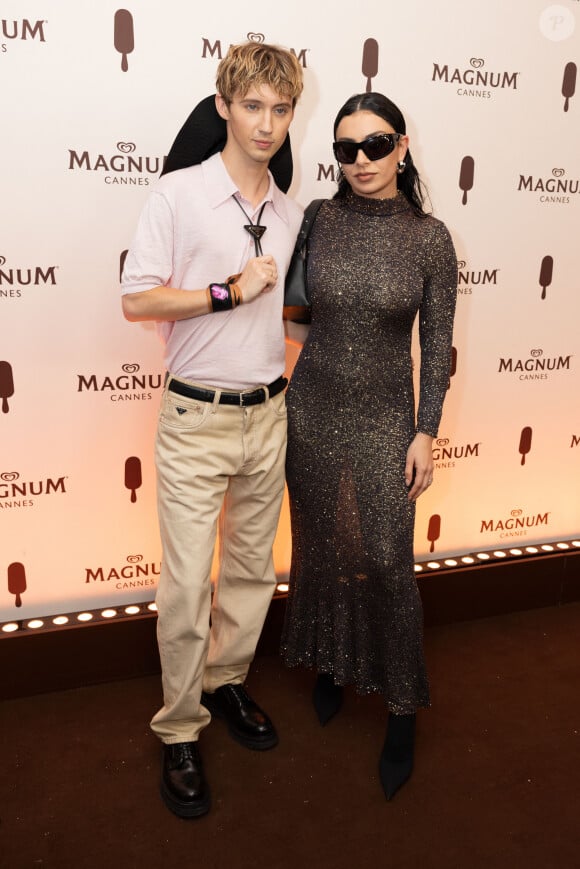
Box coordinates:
[232,196,267,256]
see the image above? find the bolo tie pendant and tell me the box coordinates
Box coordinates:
[233,196,267,256]
[243,223,267,256]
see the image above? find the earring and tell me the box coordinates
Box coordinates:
[396,160,406,174]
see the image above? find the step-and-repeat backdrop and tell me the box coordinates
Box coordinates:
[1,0,579,620]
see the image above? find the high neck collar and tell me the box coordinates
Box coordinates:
[343,188,411,217]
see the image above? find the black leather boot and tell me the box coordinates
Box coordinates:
[378,712,416,800]
[312,673,344,726]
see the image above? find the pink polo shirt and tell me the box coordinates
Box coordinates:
[121,152,303,389]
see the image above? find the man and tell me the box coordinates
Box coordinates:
[121,42,304,818]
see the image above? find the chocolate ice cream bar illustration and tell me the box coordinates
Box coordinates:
[114,9,134,72]
[362,38,379,93]
[8,561,26,607]
[562,62,576,112]
[539,255,553,300]
[518,426,532,466]
[459,156,474,205]
[448,345,457,389]
[0,360,14,413]
[124,456,142,502]
[427,514,441,553]
[120,249,128,283]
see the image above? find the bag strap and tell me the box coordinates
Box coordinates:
[294,198,325,255]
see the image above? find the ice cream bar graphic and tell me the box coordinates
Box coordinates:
[114,9,134,72]
[0,360,14,413]
[518,426,532,466]
[8,561,26,607]
[459,156,474,205]
[362,39,379,93]
[120,249,128,282]
[562,62,576,112]
[447,346,457,389]
[539,255,553,300]
[427,514,441,553]
[124,456,142,502]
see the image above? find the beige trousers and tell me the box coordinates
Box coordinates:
[150,377,287,744]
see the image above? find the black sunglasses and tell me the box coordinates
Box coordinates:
[332,133,402,165]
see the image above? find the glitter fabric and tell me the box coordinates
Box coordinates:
[281,190,457,713]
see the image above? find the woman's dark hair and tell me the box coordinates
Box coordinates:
[333,92,429,216]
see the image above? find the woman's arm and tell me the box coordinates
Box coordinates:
[408,221,458,500]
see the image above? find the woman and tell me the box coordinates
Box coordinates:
[281,92,457,800]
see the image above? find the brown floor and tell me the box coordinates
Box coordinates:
[2,602,580,869]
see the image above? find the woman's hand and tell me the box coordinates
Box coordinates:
[405,432,434,501]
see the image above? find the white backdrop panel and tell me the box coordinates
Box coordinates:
[1,0,579,619]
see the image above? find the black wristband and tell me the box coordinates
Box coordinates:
[208,282,233,312]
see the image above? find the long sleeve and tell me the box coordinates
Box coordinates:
[416,221,458,437]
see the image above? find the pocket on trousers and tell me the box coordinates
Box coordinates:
[158,391,211,430]
[268,390,288,419]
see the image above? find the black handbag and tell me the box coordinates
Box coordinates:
[284,198,324,308]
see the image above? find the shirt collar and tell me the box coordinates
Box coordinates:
[202,152,290,224]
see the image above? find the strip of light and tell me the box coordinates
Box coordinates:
[1,601,149,636]
[2,539,578,636]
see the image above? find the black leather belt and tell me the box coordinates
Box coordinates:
[167,375,287,407]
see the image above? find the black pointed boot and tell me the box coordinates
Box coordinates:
[379,712,416,800]
[312,673,344,726]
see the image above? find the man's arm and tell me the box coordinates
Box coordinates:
[121,285,210,322]
[121,255,279,323]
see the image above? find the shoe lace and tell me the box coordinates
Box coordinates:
[174,742,198,763]
[224,683,252,707]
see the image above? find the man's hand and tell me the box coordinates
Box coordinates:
[236,255,278,303]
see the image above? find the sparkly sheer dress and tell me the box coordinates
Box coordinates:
[281,190,457,713]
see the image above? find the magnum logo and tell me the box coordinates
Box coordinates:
[0,255,58,298]
[480,508,550,538]
[539,255,553,300]
[124,456,142,502]
[201,36,308,68]
[427,514,441,553]
[498,348,572,380]
[571,434,580,448]
[362,39,379,92]
[77,363,163,401]
[562,62,576,112]
[317,164,338,183]
[0,471,67,506]
[459,156,474,204]
[0,361,14,412]
[432,438,481,468]
[457,260,499,295]
[114,10,134,72]
[7,561,27,607]
[432,58,519,98]
[85,554,160,588]
[1,19,47,43]
[518,168,579,203]
[68,142,165,186]
[518,426,532,465]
